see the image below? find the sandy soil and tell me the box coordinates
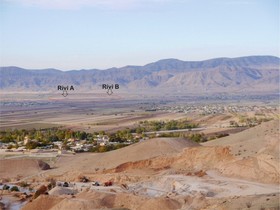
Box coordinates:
[0,159,50,182]
[203,119,280,158]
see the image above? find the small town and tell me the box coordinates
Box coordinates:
[0,129,136,154]
[147,104,277,115]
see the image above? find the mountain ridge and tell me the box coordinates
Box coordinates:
[1,55,279,72]
[0,55,279,94]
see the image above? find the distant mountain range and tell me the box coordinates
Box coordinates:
[0,56,279,95]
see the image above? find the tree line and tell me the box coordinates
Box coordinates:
[0,127,134,144]
[133,119,199,133]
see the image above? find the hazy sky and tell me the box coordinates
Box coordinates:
[0,0,279,70]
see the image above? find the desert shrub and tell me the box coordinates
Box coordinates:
[10,186,19,192]
[25,141,38,149]
[246,202,252,208]
[47,178,56,190]
[18,181,29,188]
[7,145,13,149]
[216,133,229,138]
[188,133,207,143]
[208,136,216,140]
[90,144,128,153]
[158,133,180,138]
[78,175,89,183]
[98,146,108,153]
[3,185,10,190]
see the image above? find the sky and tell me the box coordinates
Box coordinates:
[0,0,279,70]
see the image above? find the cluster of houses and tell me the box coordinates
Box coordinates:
[0,134,133,153]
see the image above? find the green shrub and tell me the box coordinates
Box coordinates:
[3,185,10,190]
[10,186,19,191]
